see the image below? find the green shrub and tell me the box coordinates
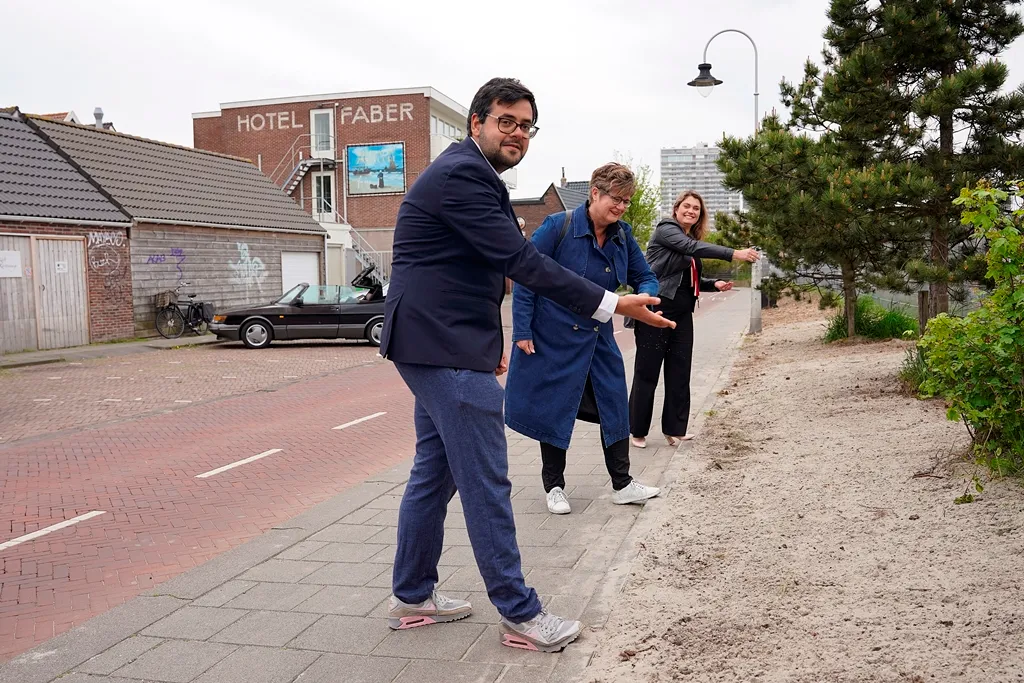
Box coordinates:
[898,345,929,394]
[919,182,1024,476]
[824,295,918,342]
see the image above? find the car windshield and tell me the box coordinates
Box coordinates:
[277,284,306,304]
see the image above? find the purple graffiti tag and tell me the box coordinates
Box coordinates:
[170,248,185,281]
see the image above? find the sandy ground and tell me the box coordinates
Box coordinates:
[581,296,1024,682]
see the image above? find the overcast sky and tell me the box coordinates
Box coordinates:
[5,0,1024,199]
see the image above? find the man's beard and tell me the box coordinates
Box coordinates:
[482,137,523,173]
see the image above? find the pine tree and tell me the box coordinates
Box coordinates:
[783,0,1024,317]
[716,115,934,338]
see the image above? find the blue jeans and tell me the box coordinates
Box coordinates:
[392,362,542,623]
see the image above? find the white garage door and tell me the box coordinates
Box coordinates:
[281,252,320,294]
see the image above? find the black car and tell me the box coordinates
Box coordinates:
[210,265,387,349]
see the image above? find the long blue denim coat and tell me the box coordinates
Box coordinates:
[504,204,659,449]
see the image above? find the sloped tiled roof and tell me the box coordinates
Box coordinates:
[33,117,324,234]
[554,186,589,211]
[563,180,589,195]
[0,111,129,223]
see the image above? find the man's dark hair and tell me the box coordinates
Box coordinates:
[467,78,537,131]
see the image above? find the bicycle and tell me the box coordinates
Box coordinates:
[154,282,214,339]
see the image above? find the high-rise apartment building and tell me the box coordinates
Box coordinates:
[660,143,742,228]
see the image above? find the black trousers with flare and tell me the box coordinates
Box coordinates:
[628,296,695,438]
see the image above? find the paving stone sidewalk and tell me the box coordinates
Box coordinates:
[0,292,751,683]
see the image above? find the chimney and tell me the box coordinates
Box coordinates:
[93,107,104,128]
[560,167,567,187]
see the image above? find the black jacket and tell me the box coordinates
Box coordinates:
[645,219,734,310]
[380,138,607,372]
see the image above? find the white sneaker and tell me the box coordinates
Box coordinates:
[546,487,571,514]
[387,591,472,629]
[499,609,582,652]
[611,480,661,505]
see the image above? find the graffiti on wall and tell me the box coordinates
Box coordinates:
[87,232,130,300]
[229,242,267,295]
[145,247,187,282]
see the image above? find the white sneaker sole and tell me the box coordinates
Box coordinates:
[499,624,582,652]
[547,504,571,515]
[612,489,661,505]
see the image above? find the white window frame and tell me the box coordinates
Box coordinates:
[310,108,335,159]
[312,171,336,222]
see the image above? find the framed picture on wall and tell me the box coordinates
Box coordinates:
[346,142,406,196]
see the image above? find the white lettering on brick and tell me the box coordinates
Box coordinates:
[278,111,290,129]
[352,107,369,124]
[370,105,383,123]
[400,103,414,121]
[237,115,250,132]
[386,104,398,122]
[250,113,265,131]
[266,112,278,129]
[340,106,353,125]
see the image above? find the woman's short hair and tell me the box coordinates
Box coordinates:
[672,190,710,240]
[590,163,636,200]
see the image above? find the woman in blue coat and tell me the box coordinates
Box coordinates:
[505,163,662,515]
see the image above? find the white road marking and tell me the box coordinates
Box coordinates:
[107,376,121,380]
[284,375,298,379]
[174,400,192,404]
[48,377,62,380]
[196,449,283,479]
[168,361,182,365]
[333,412,387,431]
[68,362,82,366]
[103,398,122,402]
[222,376,237,379]
[164,376,180,379]
[217,360,230,363]
[0,511,107,551]
[33,398,52,403]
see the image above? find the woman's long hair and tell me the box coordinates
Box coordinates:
[671,190,709,241]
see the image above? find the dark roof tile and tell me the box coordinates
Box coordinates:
[33,118,324,234]
[0,112,128,223]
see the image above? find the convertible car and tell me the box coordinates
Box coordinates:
[210,265,388,349]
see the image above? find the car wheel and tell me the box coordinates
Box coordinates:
[241,320,272,349]
[365,318,383,347]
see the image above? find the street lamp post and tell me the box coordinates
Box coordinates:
[687,28,762,334]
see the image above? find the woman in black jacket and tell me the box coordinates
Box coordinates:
[628,190,760,448]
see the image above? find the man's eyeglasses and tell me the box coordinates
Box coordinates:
[487,114,539,139]
[599,189,632,208]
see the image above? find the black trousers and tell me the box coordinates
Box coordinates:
[539,375,632,492]
[629,298,695,438]
[540,437,631,492]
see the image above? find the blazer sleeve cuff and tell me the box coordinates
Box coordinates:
[591,290,618,323]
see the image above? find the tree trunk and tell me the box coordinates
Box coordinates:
[930,77,954,317]
[842,260,857,339]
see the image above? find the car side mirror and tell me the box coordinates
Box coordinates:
[291,297,304,307]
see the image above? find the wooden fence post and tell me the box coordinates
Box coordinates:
[918,290,930,337]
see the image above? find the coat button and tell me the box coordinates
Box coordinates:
[573,324,579,331]
[605,266,611,273]
[594,326,600,332]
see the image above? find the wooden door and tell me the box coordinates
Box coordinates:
[35,238,89,350]
[0,235,37,354]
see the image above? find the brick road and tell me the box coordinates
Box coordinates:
[0,295,733,662]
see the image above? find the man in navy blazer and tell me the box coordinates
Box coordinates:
[381,78,673,653]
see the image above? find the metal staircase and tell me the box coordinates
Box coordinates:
[268,134,393,284]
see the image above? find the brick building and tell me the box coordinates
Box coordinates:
[192,87,516,285]
[510,181,588,237]
[0,109,134,353]
[0,108,326,351]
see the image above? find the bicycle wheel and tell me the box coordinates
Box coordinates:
[155,306,185,339]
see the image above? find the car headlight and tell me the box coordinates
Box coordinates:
[212,315,227,323]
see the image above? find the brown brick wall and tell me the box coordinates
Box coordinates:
[192,117,222,156]
[0,221,134,344]
[511,185,565,238]
[192,94,431,230]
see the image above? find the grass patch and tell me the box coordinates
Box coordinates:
[824,295,918,342]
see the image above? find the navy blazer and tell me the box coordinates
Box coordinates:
[381,138,608,372]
